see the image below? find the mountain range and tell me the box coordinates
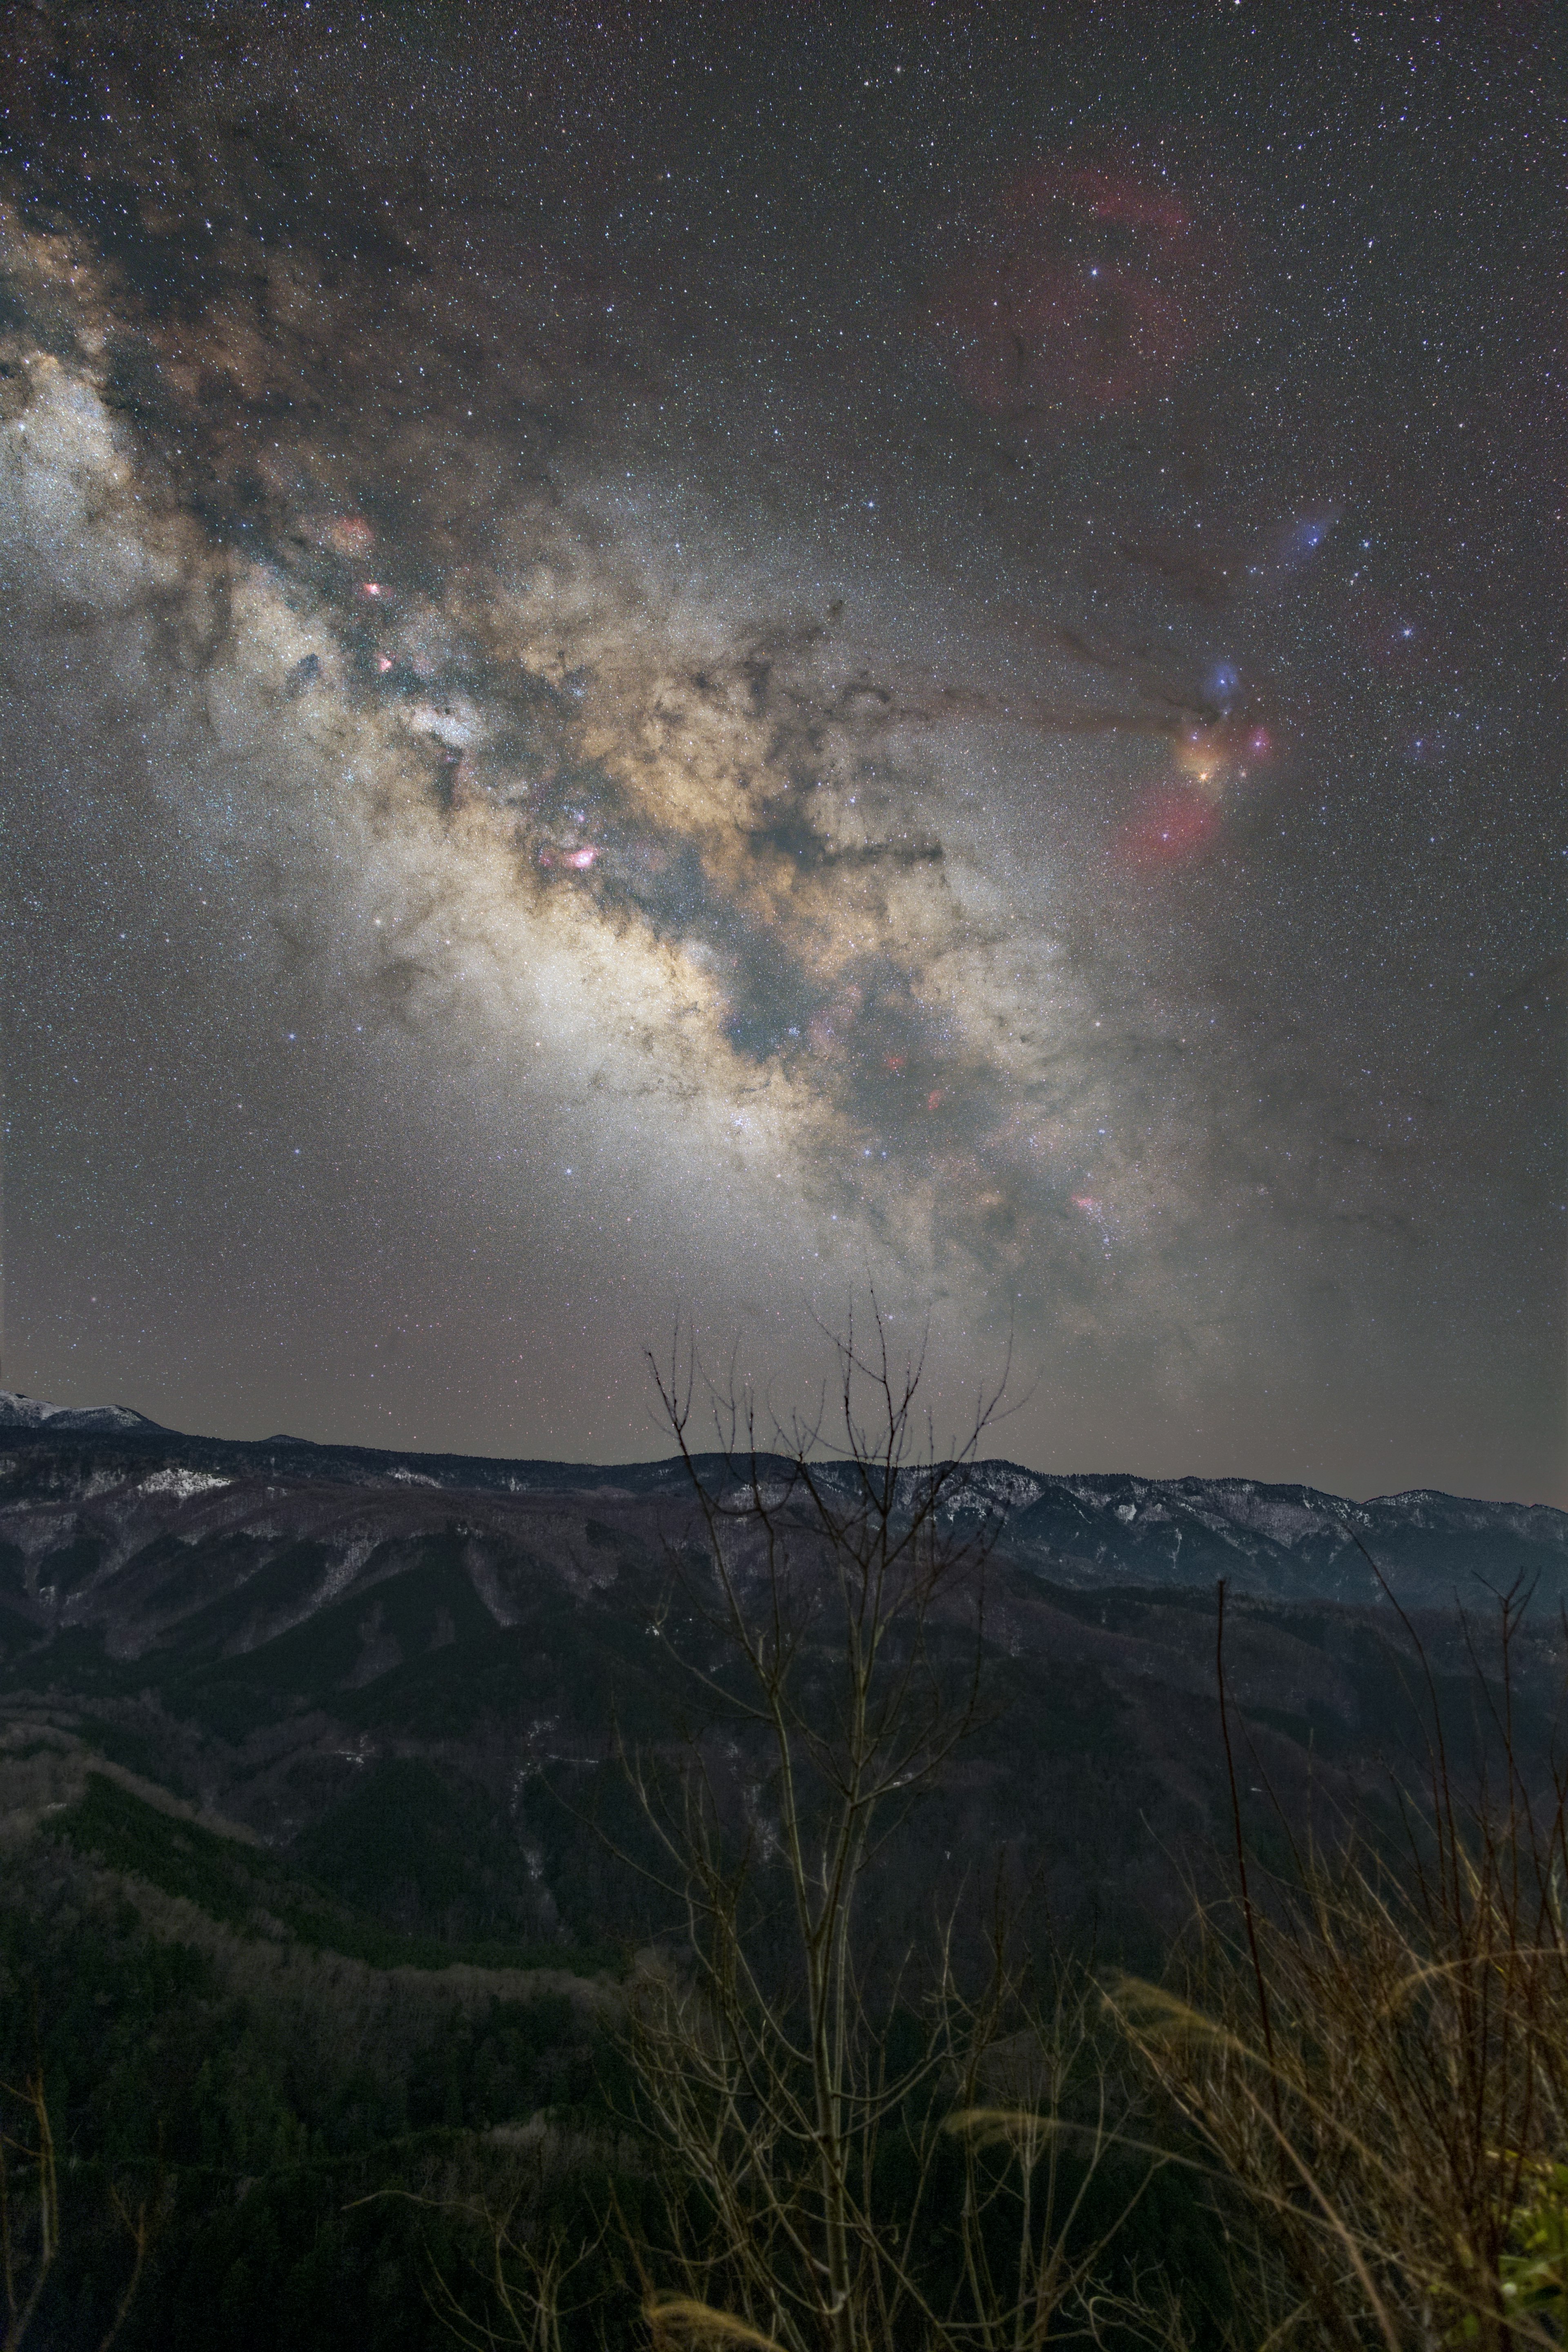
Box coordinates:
[1,1390,1563,2348]
[3,1386,1561,1614]
[1,1385,1562,1965]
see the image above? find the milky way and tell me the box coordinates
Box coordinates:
[1,4,1561,1499]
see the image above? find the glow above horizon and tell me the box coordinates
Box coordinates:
[0,5,1561,1503]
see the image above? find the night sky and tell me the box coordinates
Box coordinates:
[1,3,1561,1501]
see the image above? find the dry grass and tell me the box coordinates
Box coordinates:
[1109,1573,1568,2352]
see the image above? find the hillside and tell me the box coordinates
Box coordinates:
[0,1397,1563,2348]
[2,1396,1562,1960]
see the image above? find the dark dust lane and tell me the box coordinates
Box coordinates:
[1,4,1560,1498]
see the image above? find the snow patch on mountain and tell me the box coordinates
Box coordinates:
[0,1390,166,1436]
[140,1467,232,1501]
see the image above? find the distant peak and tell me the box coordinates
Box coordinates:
[0,1389,167,1435]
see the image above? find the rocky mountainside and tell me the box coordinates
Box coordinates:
[0,1393,1562,1976]
[2,1390,1561,1623]
[971,1465,1568,1605]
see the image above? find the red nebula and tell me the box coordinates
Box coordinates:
[326,516,374,557]
[1117,784,1220,869]
[924,148,1213,422]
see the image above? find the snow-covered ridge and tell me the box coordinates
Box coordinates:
[0,1394,1561,1609]
[0,1389,167,1436]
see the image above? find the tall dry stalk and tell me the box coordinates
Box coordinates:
[354,2134,615,2352]
[0,2067,56,2352]
[0,2061,158,2352]
[419,2195,606,2352]
[939,1961,1173,2352]
[1110,1575,1568,2352]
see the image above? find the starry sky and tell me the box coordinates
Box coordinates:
[0,2,1562,1502]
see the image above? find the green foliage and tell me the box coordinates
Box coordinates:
[1448,2160,1568,2344]
[5,1429,1564,2349]
[1498,2162,1568,2336]
[53,1773,260,1926]
[295,1756,607,1957]
[75,1712,187,1785]
[38,1536,104,1595]
[31,1625,128,1695]
[0,1842,617,2350]
[50,1767,610,1974]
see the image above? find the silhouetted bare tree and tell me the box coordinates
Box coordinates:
[622,1309,1162,2352]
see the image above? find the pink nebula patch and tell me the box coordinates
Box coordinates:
[924,147,1213,422]
[326,515,374,557]
[1118,784,1220,868]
